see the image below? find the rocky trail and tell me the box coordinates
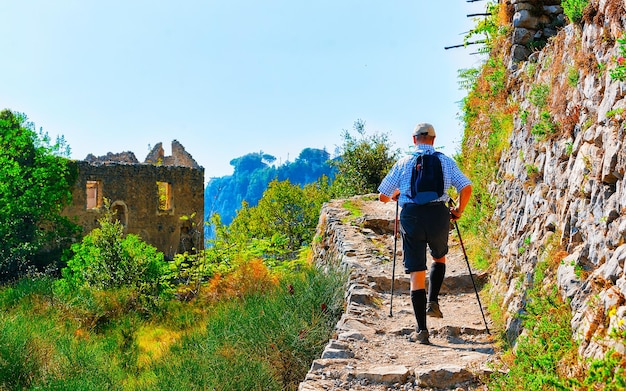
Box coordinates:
[299,196,498,391]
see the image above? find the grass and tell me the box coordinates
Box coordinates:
[485,233,583,390]
[154,265,345,390]
[341,199,364,224]
[0,259,347,390]
[529,83,550,108]
[531,111,558,139]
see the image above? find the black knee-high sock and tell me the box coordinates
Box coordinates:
[410,289,427,331]
[428,262,446,303]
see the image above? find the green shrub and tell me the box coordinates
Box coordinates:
[567,66,580,87]
[489,258,578,390]
[463,2,504,54]
[458,67,480,91]
[486,57,507,95]
[56,201,170,304]
[330,119,399,197]
[562,0,589,24]
[520,110,529,125]
[531,111,558,138]
[528,84,550,108]
[584,349,626,390]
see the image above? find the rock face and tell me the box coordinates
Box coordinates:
[491,0,626,361]
[299,196,495,390]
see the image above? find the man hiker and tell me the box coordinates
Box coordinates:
[378,123,472,344]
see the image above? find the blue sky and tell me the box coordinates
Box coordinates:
[1,1,486,180]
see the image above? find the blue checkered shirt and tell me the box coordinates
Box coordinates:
[377,145,472,207]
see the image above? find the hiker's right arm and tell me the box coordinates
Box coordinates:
[379,189,400,203]
[451,184,472,220]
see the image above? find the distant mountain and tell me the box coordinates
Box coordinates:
[204,148,336,238]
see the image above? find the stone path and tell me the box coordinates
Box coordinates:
[299,196,496,390]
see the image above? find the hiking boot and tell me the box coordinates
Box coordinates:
[410,329,430,345]
[426,302,443,318]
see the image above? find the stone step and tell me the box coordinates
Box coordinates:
[302,362,492,390]
[367,271,488,294]
[390,324,490,339]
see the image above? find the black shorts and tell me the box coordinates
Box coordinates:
[400,202,450,273]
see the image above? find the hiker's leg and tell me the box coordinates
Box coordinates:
[404,241,427,331]
[410,271,427,332]
[428,257,446,303]
[400,204,428,332]
[410,270,426,291]
[427,204,450,316]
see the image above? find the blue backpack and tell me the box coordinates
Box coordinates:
[409,152,444,205]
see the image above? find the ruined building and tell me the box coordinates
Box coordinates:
[63,140,204,259]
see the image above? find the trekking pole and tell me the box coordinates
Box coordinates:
[454,219,490,334]
[389,200,399,317]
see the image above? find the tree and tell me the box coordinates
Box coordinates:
[330,119,399,197]
[225,178,331,259]
[0,109,79,280]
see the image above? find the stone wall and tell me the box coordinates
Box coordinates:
[491,0,626,360]
[63,141,204,259]
[507,0,565,62]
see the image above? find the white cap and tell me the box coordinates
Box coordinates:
[412,123,436,137]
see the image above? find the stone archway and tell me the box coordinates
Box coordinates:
[111,200,128,228]
[178,218,196,254]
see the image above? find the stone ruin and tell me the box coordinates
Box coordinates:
[83,139,201,169]
[62,140,205,259]
[507,0,566,63]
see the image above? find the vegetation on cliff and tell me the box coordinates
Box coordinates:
[204,147,335,237]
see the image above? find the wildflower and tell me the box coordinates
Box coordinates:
[618,56,626,66]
